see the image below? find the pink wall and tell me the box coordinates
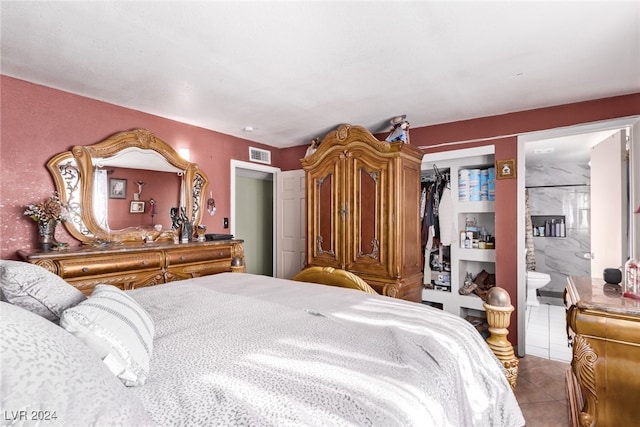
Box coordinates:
[0,76,278,258]
[279,93,640,345]
[2,74,639,345]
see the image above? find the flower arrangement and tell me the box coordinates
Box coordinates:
[24,193,69,224]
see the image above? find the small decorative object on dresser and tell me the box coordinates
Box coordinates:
[24,192,69,250]
[624,256,640,298]
[196,225,207,242]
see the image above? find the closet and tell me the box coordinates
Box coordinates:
[421,166,452,290]
[301,124,424,302]
[421,146,496,319]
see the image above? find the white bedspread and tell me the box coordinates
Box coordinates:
[128,273,524,426]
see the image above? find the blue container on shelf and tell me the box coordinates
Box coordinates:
[480,169,489,201]
[468,169,481,201]
[458,169,469,201]
[487,167,495,201]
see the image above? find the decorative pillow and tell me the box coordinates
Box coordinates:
[0,301,153,425]
[60,284,155,387]
[0,259,86,322]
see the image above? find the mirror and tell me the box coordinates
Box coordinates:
[47,129,208,243]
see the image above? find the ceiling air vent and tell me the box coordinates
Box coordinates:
[249,147,271,164]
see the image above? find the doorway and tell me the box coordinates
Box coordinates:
[231,160,280,276]
[516,116,639,357]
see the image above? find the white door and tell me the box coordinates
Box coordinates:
[276,169,306,279]
[590,130,627,276]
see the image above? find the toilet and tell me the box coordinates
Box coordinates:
[526,270,551,306]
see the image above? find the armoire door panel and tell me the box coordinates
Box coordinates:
[317,173,335,256]
[347,156,388,275]
[357,168,377,258]
[305,155,343,268]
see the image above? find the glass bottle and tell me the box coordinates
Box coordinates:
[624,257,640,297]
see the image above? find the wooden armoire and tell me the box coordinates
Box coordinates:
[300,124,424,302]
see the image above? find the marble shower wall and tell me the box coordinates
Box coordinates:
[526,162,591,293]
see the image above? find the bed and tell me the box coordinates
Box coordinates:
[1,260,524,426]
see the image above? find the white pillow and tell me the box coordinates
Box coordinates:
[0,259,86,322]
[60,285,155,387]
[0,301,153,425]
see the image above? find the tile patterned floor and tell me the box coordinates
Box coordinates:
[515,301,572,426]
[525,303,572,363]
[515,354,571,427]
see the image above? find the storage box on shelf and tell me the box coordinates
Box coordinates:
[421,146,496,319]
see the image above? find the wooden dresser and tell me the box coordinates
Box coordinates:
[564,276,640,426]
[18,240,245,295]
[301,124,424,302]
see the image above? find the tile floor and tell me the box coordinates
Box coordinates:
[525,302,572,363]
[515,354,571,427]
[512,300,573,426]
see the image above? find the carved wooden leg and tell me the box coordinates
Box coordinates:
[483,287,519,389]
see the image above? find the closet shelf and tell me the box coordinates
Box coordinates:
[456,200,495,213]
[459,294,487,311]
[457,248,496,262]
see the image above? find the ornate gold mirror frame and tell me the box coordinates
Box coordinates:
[47,129,208,243]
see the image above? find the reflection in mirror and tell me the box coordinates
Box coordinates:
[47,129,208,244]
[100,167,181,231]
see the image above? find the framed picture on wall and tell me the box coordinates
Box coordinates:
[130,201,145,213]
[109,178,127,199]
[496,159,517,179]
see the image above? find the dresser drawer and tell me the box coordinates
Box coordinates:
[68,271,164,296]
[166,246,231,266]
[166,260,232,282]
[57,252,163,279]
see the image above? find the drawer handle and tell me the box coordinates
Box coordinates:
[82,267,89,273]
[219,252,224,256]
[180,256,186,261]
[142,260,148,265]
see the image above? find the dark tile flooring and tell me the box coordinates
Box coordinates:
[514,354,570,426]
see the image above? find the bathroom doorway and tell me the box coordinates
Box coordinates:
[516,116,639,357]
[524,131,617,299]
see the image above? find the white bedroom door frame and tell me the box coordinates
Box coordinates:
[516,115,640,357]
[231,160,281,276]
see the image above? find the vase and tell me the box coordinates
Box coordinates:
[38,221,58,251]
[180,221,193,243]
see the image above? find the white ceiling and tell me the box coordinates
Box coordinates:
[1,1,639,149]
[524,129,621,166]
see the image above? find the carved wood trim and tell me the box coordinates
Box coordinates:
[48,129,208,243]
[33,259,58,275]
[572,334,597,427]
